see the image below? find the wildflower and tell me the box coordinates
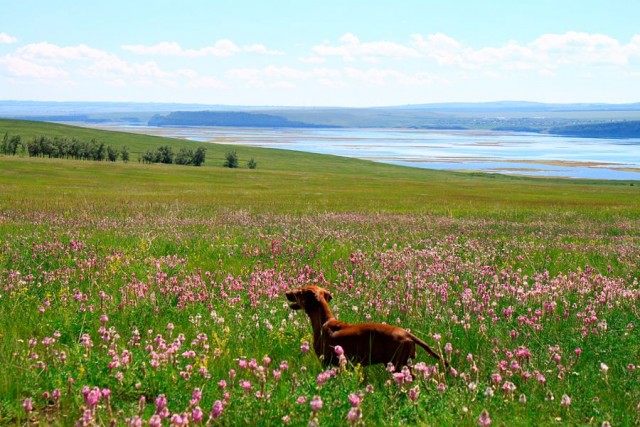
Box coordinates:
[347,407,362,423]
[22,397,33,412]
[600,363,609,374]
[348,393,361,407]
[300,341,310,353]
[170,414,184,426]
[365,384,374,393]
[560,394,571,407]
[218,379,227,389]
[485,387,495,398]
[296,396,308,404]
[155,394,168,412]
[192,406,204,423]
[519,394,527,404]
[149,415,162,427]
[334,345,344,356]
[478,409,492,426]
[502,381,516,394]
[409,386,420,402]
[310,395,323,413]
[100,314,109,324]
[239,380,252,391]
[433,333,441,341]
[191,387,202,405]
[211,400,224,419]
[282,415,291,424]
[393,372,406,385]
[444,342,453,355]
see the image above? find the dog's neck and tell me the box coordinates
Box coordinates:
[305,298,335,357]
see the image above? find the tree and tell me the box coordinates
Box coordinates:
[223,151,239,168]
[121,146,130,163]
[157,145,174,164]
[107,146,119,162]
[175,148,194,165]
[247,158,257,169]
[192,147,206,166]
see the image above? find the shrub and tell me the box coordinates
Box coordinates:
[223,151,239,168]
[247,158,257,169]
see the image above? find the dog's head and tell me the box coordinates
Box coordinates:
[285,286,333,311]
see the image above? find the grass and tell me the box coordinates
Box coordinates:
[0,120,639,426]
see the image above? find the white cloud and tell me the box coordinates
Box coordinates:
[0,32,17,44]
[313,33,421,62]
[121,41,183,56]
[122,40,283,57]
[0,55,68,79]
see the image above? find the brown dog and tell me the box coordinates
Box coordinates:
[285,285,443,371]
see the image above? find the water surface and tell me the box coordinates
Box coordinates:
[95,125,640,180]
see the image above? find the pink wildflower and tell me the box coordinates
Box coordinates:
[347,407,362,423]
[300,341,310,353]
[310,395,323,413]
[478,409,492,426]
[192,406,204,423]
[348,393,361,407]
[211,400,224,419]
[22,397,33,412]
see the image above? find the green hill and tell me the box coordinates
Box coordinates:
[1,119,638,217]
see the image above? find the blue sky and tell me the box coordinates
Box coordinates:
[2,0,640,106]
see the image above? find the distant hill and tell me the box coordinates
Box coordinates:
[148,111,339,128]
[387,101,640,113]
[3,100,640,132]
[549,121,640,139]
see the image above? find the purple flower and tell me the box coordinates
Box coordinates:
[310,395,323,413]
[348,393,361,407]
[211,400,224,419]
[192,406,204,423]
[478,409,492,426]
[22,398,33,412]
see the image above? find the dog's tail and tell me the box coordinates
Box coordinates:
[409,333,450,369]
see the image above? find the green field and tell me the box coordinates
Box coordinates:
[0,119,639,425]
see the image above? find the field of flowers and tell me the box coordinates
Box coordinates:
[1,204,639,426]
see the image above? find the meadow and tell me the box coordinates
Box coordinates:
[0,119,639,426]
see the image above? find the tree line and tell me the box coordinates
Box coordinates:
[1,133,130,162]
[1,133,207,166]
[140,145,206,166]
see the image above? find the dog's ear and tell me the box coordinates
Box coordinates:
[323,289,333,302]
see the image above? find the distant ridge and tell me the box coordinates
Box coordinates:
[385,101,640,112]
[148,111,339,128]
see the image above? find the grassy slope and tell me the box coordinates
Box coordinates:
[1,119,638,217]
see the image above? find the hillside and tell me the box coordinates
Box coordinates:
[148,111,338,128]
[549,120,640,138]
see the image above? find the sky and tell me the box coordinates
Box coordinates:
[2,0,640,107]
